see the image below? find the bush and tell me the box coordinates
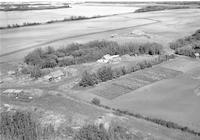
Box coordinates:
[0,110,59,140]
[74,124,109,140]
[24,48,43,66]
[30,66,42,79]
[41,58,57,68]
[175,47,195,57]
[91,98,100,105]
[74,123,136,140]
[55,51,65,57]
[79,71,99,87]
[170,29,200,57]
[45,46,55,55]
[58,57,75,67]
[0,111,37,140]
[97,66,113,82]
[108,124,135,140]
[21,65,33,74]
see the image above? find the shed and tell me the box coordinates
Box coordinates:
[3,89,23,94]
[194,53,200,58]
[110,34,118,38]
[97,54,121,64]
[51,70,64,78]
[131,30,145,36]
[44,70,64,81]
[8,71,15,75]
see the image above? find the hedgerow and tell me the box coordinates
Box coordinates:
[97,105,200,136]
[79,54,175,87]
[170,29,200,57]
[24,40,163,69]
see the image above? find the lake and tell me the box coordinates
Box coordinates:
[0,4,139,27]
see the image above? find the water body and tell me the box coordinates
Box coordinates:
[0,4,139,27]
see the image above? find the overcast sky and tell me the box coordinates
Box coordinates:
[1,0,199,2]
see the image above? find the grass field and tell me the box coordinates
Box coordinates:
[106,57,200,132]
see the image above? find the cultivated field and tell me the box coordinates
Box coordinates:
[88,66,181,100]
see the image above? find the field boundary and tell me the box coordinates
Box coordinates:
[96,104,200,136]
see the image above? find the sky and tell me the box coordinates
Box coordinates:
[1,0,200,2]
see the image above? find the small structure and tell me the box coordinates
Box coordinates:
[110,33,118,38]
[15,94,33,102]
[3,89,23,95]
[194,53,200,59]
[44,70,64,81]
[131,30,145,36]
[97,54,121,64]
[3,89,33,102]
[64,68,78,77]
[95,116,110,131]
[3,104,13,111]
[130,30,150,38]
[8,71,15,75]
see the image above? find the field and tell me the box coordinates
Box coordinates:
[0,3,138,27]
[1,2,200,140]
[105,57,200,132]
[88,66,181,100]
[1,8,200,63]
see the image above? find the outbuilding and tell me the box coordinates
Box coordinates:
[44,70,64,81]
[194,53,200,59]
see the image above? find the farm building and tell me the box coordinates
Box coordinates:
[131,30,145,36]
[194,53,200,59]
[8,71,15,75]
[130,30,150,38]
[110,33,118,38]
[2,89,33,102]
[97,54,121,64]
[63,67,78,77]
[3,89,23,95]
[44,70,65,81]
